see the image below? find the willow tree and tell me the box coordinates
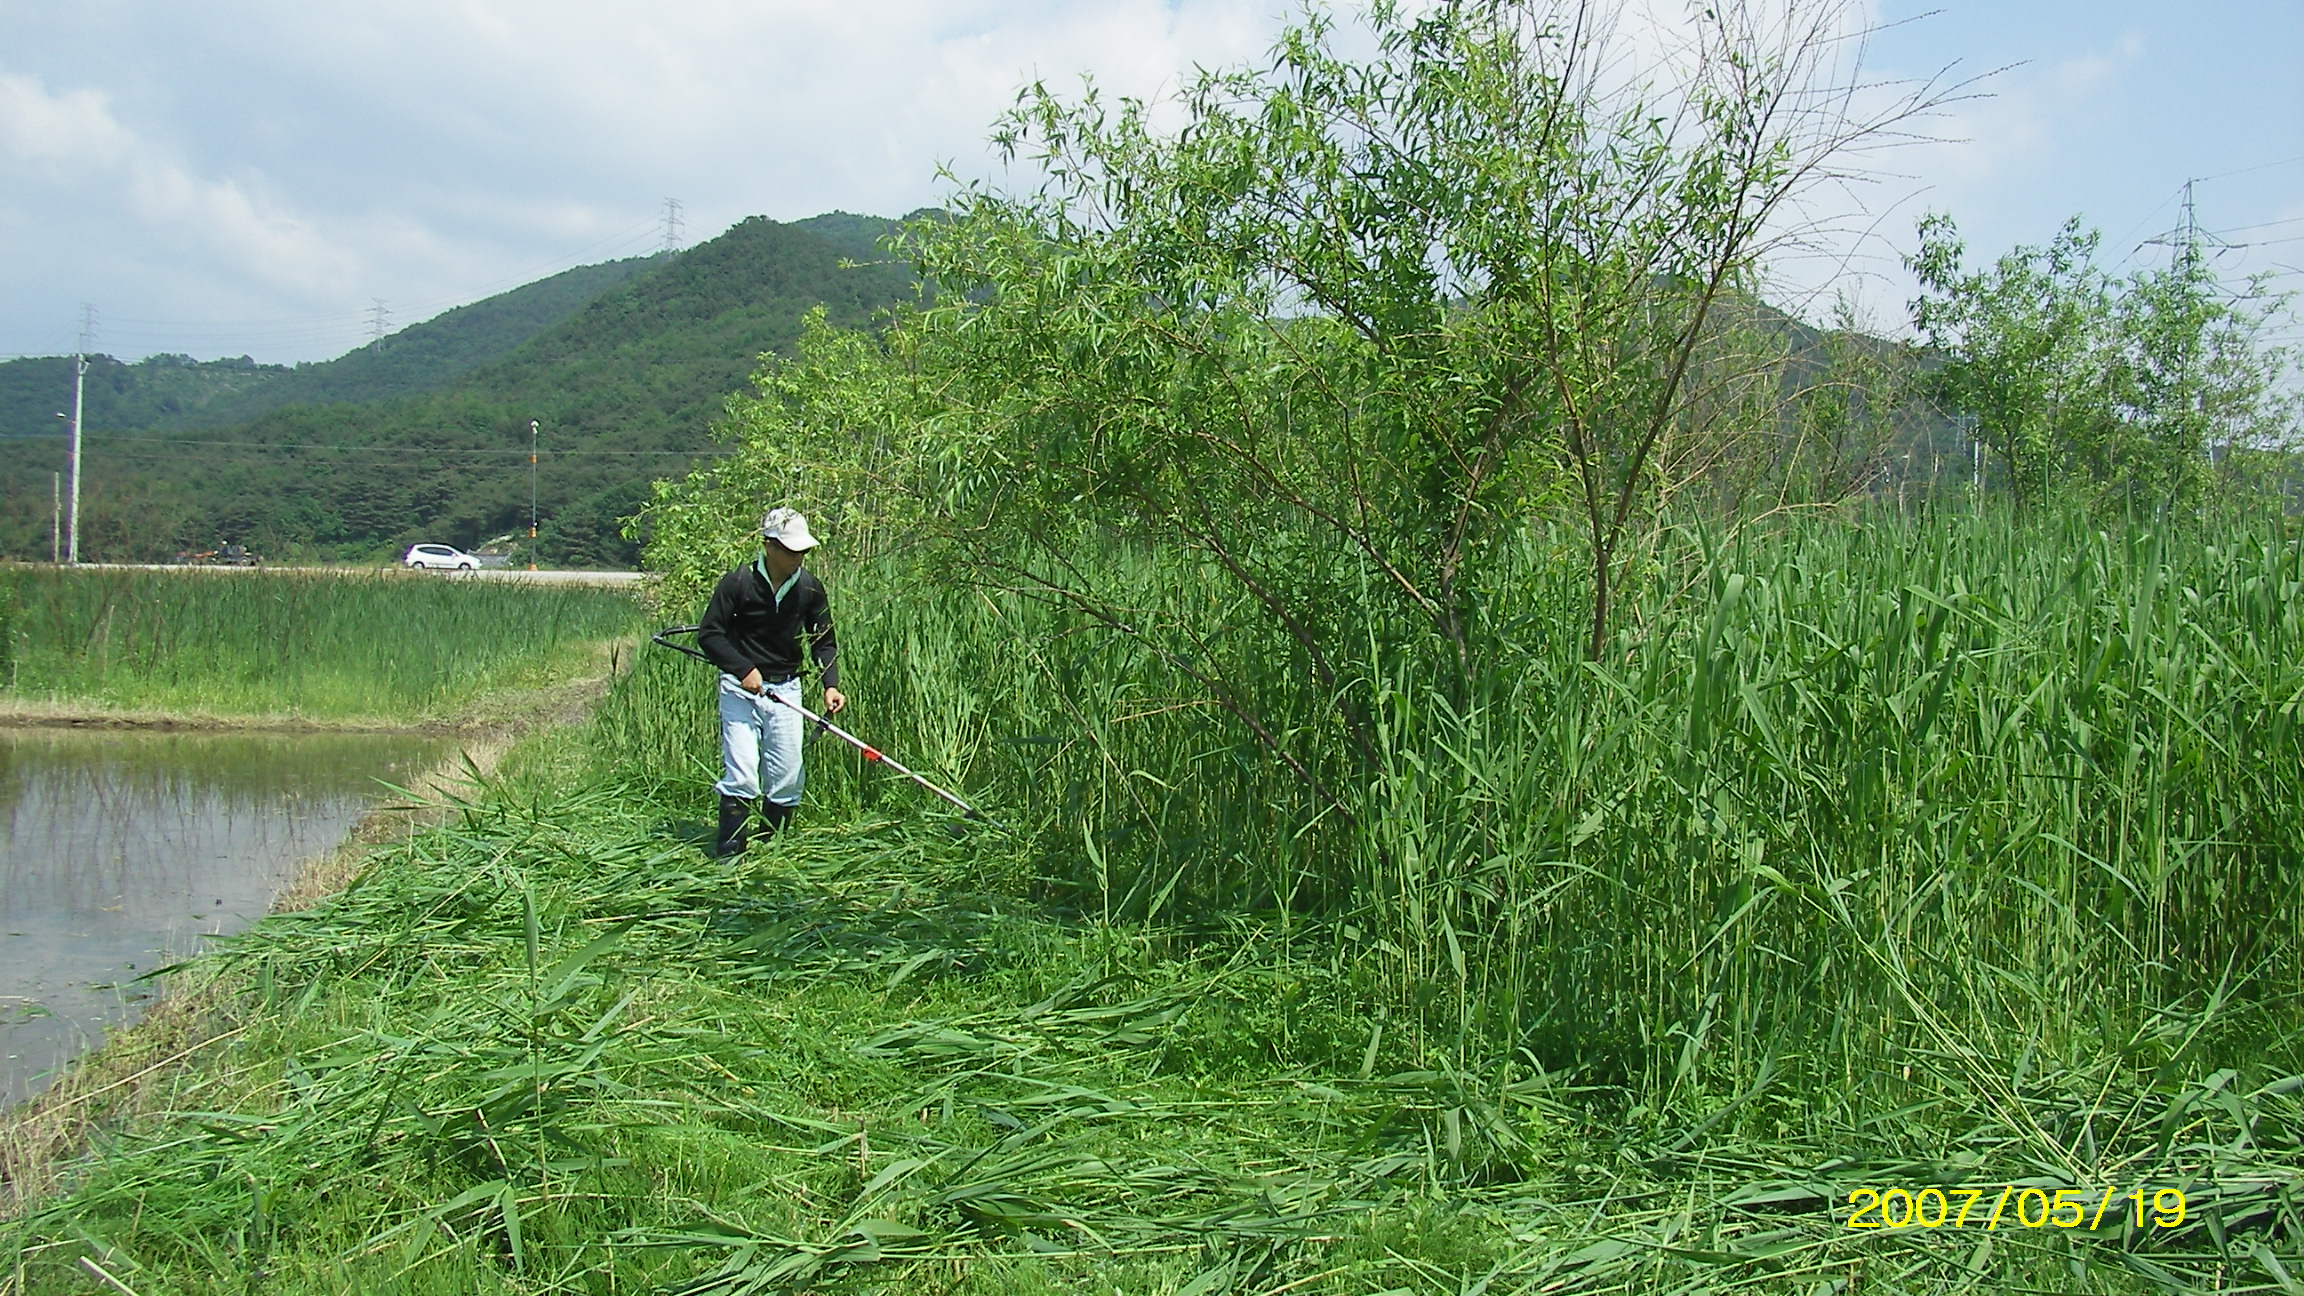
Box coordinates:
[650,0,1945,823]
[1909,213,2301,517]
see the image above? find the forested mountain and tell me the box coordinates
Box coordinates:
[0,214,917,566]
[0,257,661,439]
[247,254,668,411]
[0,354,290,441]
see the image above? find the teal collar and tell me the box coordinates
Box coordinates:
[755,556,802,608]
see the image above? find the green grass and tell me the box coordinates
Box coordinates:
[0,567,645,724]
[8,750,2291,1293]
[698,512,2304,1114]
[17,759,2284,1294]
[7,510,2300,1292]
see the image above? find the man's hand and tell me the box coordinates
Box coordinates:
[822,687,847,715]
[738,668,764,694]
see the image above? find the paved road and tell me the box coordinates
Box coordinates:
[454,567,649,587]
[70,563,650,588]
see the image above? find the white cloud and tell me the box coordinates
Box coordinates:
[1881,27,2147,207]
[1,74,371,312]
[0,1,1317,358]
[2049,31,2143,97]
[0,74,137,171]
[1755,21,2157,333]
[0,0,2266,363]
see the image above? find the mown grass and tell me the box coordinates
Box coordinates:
[15,754,2281,1294]
[0,567,645,725]
[6,510,2300,1292]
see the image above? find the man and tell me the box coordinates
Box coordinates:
[695,507,846,856]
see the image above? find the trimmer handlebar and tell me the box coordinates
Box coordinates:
[650,624,716,665]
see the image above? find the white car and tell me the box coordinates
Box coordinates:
[403,543,480,571]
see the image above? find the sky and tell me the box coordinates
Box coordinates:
[2,0,2298,373]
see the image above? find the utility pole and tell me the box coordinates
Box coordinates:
[51,472,60,565]
[529,419,539,571]
[1970,418,1983,508]
[66,304,93,565]
[67,354,86,564]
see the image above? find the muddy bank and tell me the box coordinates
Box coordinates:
[0,703,454,735]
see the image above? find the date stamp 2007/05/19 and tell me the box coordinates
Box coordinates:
[1845,1186,2187,1232]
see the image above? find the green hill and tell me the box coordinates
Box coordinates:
[0,257,661,440]
[0,216,916,567]
[249,255,667,412]
[793,210,926,264]
[0,353,289,441]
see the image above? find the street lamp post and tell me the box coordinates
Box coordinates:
[528,419,538,571]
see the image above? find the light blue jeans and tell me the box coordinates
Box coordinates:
[714,674,803,806]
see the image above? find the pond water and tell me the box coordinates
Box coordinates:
[0,727,448,1107]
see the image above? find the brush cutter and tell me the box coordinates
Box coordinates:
[650,624,1004,830]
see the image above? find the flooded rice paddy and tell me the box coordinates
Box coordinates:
[0,727,447,1106]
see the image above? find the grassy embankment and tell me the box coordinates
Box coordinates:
[5,513,2301,1293]
[0,567,647,730]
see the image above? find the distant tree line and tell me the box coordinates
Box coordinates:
[1909,214,2299,516]
[0,214,916,566]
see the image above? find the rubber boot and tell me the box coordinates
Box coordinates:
[715,795,757,858]
[759,800,796,840]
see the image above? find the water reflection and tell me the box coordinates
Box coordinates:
[0,727,447,1106]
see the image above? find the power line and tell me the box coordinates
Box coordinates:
[2210,215,2304,237]
[2194,153,2304,184]
[2123,153,2304,269]
[2113,184,2190,268]
[12,433,735,458]
[49,452,733,469]
[95,317,374,348]
[83,221,665,339]
[103,309,366,329]
[377,220,666,321]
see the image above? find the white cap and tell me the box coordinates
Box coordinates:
[759,507,819,551]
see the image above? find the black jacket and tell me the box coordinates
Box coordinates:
[696,561,838,688]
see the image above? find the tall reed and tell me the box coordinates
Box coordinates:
[1,568,644,722]
[754,511,2300,1152]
